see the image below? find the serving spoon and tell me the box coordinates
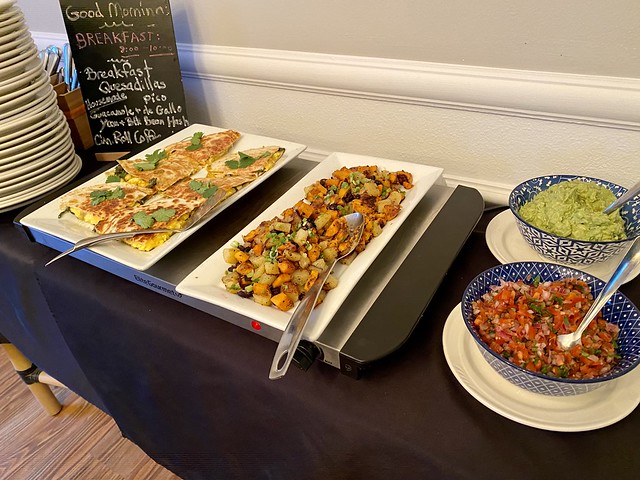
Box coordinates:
[603,180,640,215]
[45,187,227,266]
[269,212,365,380]
[557,237,640,350]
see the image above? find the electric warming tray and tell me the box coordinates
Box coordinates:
[16,158,484,379]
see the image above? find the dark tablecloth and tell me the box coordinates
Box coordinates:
[1,175,639,479]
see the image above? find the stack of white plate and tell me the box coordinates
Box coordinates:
[0,0,81,213]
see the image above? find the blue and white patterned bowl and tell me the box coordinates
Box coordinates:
[461,262,640,396]
[509,175,640,265]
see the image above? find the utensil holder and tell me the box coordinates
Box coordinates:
[51,75,94,151]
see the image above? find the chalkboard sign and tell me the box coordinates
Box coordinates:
[59,0,189,154]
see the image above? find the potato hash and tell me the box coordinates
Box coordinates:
[222,165,414,311]
[471,277,620,379]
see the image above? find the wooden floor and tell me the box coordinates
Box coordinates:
[0,349,181,480]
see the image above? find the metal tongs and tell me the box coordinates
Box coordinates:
[46,188,227,266]
[269,212,365,380]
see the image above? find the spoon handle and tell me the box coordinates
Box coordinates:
[572,237,640,340]
[269,259,337,380]
[603,180,640,214]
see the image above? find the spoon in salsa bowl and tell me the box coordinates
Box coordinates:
[557,237,640,350]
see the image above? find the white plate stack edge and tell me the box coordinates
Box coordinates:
[0,0,81,213]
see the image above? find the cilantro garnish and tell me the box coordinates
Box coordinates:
[89,187,125,206]
[105,175,121,183]
[189,179,219,198]
[225,151,270,170]
[132,208,176,228]
[134,149,167,171]
[185,132,204,151]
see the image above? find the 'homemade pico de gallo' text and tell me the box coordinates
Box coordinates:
[471,277,620,379]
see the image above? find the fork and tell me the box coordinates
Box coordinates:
[45,187,227,266]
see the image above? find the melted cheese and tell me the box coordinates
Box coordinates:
[69,207,102,225]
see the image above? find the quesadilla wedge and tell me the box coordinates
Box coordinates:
[207,146,285,180]
[58,183,153,225]
[94,183,227,251]
[115,130,241,192]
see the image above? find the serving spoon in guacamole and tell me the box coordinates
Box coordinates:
[603,179,640,215]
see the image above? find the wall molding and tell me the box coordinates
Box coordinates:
[178,44,640,132]
[35,32,640,132]
[31,33,635,203]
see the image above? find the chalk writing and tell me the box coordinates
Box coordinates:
[59,0,188,153]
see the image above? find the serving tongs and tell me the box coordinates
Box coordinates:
[269,212,365,380]
[45,188,227,266]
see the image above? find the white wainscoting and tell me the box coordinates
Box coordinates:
[33,33,640,205]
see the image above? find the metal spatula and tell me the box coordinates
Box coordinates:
[45,187,227,266]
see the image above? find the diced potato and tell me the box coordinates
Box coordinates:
[223,247,240,264]
[222,272,241,292]
[271,292,294,311]
[250,255,266,268]
[314,212,332,230]
[315,289,327,306]
[253,264,266,281]
[298,253,311,269]
[264,261,280,275]
[256,273,277,285]
[323,274,338,290]
[253,293,272,306]
[272,221,291,233]
[277,260,296,274]
[304,269,319,291]
[252,282,271,296]
[280,281,299,303]
[272,273,291,288]
[234,250,250,263]
[295,200,314,219]
[291,269,310,287]
[307,245,321,262]
[235,262,254,276]
[311,258,327,272]
[293,228,308,247]
[322,246,338,263]
[284,249,302,262]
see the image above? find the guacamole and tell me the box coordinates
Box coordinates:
[519,180,627,242]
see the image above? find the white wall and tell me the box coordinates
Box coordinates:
[17,0,640,204]
[19,0,640,77]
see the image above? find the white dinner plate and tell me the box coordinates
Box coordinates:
[0,0,17,20]
[0,56,42,95]
[176,152,443,340]
[0,130,72,181]
[0,42,37,77]
[0,68,48,105]
[0,110,67,163]
[0,108,65,151]
[0,114,69,168]
[0,153,81,214]
[0,1,16,15]
[442,303,640,432]
[0,83,56,123]
[0,7,21,29]
[0,141,75,195]
[19,124,307,271]
[0,33,33,60]
[486,209,640,282]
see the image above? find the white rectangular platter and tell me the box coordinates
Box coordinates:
[176,152,444,341]
[19,123,307,271]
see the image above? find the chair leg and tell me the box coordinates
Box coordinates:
[1,344,63,416]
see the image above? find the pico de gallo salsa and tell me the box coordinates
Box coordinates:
[471,276,620,379]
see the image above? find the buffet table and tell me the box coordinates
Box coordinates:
[1,159,639,480]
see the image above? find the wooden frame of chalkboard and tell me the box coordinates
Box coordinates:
[58,0,189,156]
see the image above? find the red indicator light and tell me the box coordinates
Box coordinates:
[251,320,262,331]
